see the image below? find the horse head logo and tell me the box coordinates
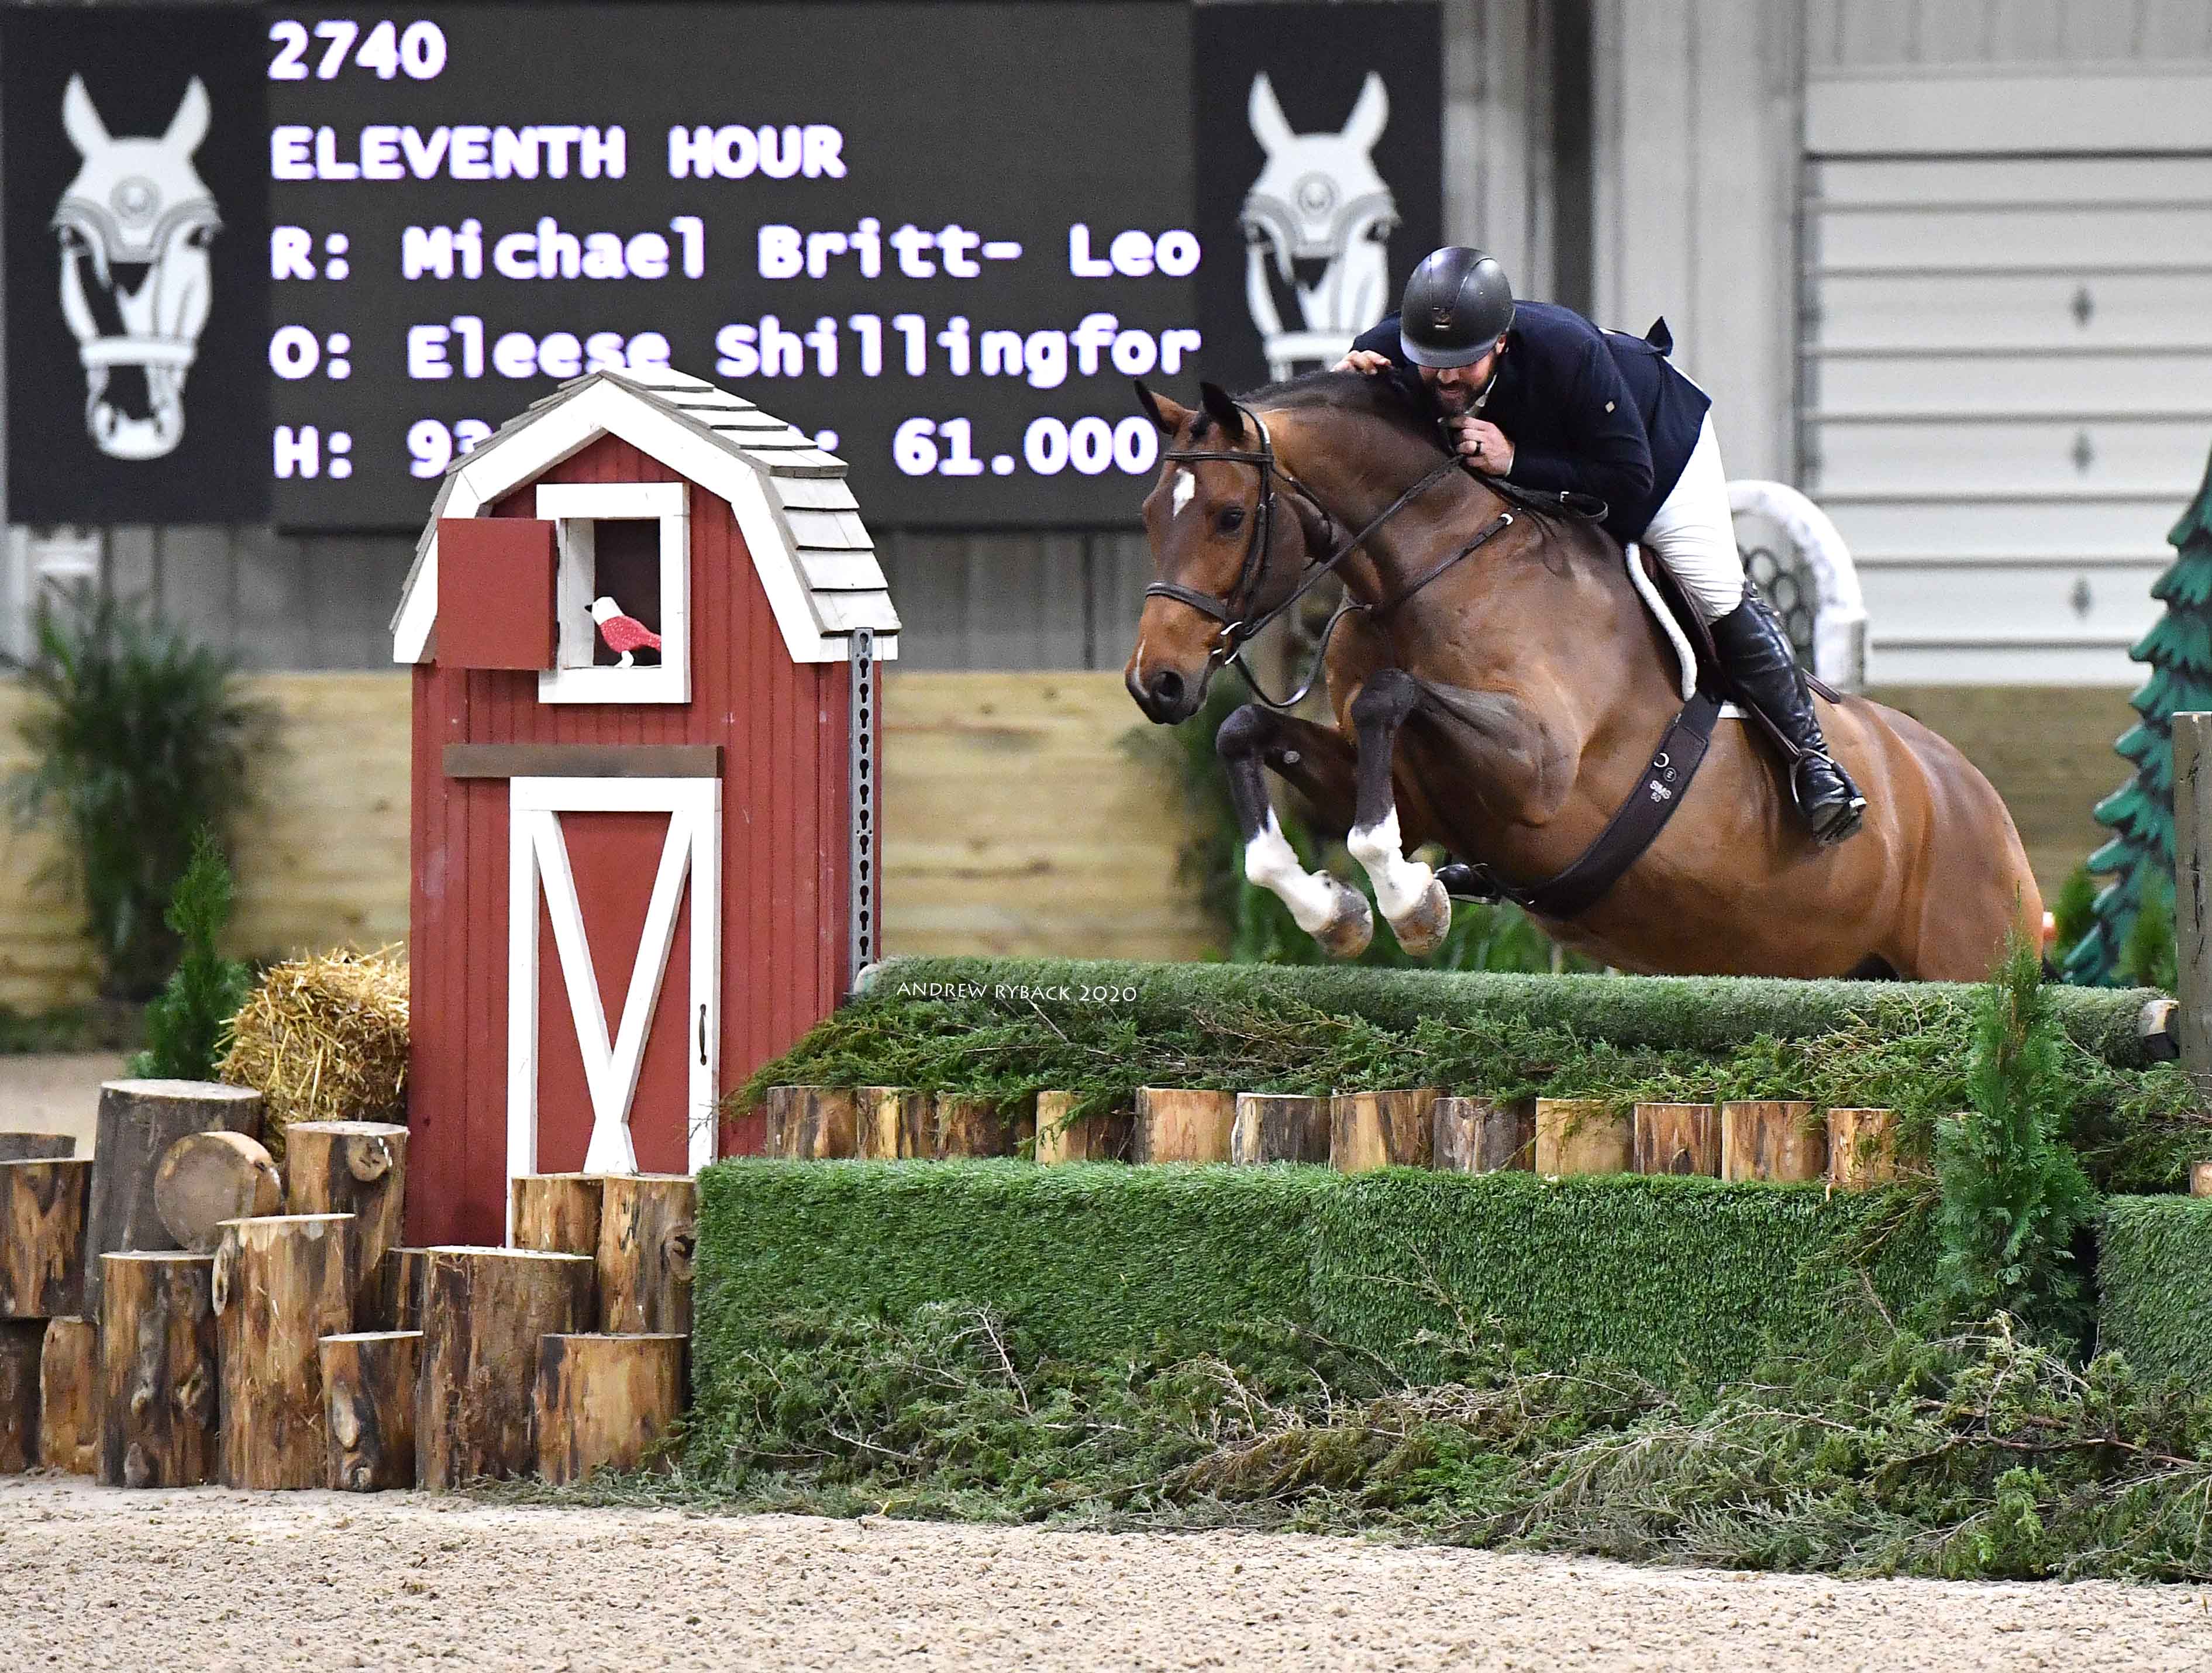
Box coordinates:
[1241,71,1398,382]
[53,74,220,461]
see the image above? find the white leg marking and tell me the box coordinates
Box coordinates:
[1348,808,1437,925]
[1244,810,1345,934]
[1171,467,1195,517]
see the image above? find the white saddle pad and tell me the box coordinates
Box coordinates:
[1624,543,1745,718]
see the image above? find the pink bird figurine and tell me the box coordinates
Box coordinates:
[589,595,661,666]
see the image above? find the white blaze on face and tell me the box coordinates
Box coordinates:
[1170,467,1196,518]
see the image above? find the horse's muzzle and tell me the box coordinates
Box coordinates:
[1127,663,1202,725]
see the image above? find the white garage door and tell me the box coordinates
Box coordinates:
[1802,99,2212,684]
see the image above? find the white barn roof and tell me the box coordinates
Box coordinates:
[391,366,897,665]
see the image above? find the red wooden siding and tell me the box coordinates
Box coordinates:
[405,431,855,1246]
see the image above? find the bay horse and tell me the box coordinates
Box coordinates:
[1123,374,2039,980]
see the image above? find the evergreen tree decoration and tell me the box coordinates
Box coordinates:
[1937,937,2096,1341]
[2065,444,2212,986]
[128,827,253,1081]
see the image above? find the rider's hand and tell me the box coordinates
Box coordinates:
[1450,416,1515,473]
[1334,349,1391,375]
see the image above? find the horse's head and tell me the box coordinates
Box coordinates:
[1125,380,1324,724]
[1241,71,1398,381]
[53,74,220,461]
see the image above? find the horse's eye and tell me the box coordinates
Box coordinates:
[1215,506,1246,535]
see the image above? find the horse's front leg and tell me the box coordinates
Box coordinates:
[1215,703,1374,959]
[1344,669,1454,958]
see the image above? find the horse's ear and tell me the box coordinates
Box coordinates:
[1133,380,1188,436]
[1198,381,1244,440]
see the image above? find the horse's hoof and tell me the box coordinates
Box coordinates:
[1390,877,1453,959]
[1314,882,1374,959]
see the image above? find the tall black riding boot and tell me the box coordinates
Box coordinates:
[1708,591,1867,845]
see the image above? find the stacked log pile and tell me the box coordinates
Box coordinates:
[0,1075,695,1496]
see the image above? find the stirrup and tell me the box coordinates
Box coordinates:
[1794,755,1867,845]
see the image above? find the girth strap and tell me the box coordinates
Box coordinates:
[1449,687,1725,920]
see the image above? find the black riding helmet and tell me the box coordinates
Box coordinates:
[1398,246,1515,368]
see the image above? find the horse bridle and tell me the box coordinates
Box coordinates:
[1147,402,1515,711]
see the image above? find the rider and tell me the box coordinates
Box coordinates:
[1336,246,1866,845]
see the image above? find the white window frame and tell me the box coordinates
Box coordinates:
[506,774,722,1240]
[535,480,690,704]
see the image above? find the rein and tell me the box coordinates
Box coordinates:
[1146,401,1604,710]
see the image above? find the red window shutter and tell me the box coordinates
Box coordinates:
[436,518,557,670]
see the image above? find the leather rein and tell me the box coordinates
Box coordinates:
[1144,402,1600,711]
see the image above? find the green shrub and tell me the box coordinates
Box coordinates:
[128,829,252,1081]
[1935,940,2098,1338]
[2097,1195,2212,1382]
[4,585,267,1000]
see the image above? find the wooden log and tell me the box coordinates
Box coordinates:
[597,1175,697,1335]
[153,1132,279,1254]
[283,1122,408,1321]
[213,1213,357,1489]
[1330,1089,1437,1173]
[855,1086,929,1160]
[374,1247,433,1333]
[0,1320,40,1471]
[320,1330,421,1491]
[932,1093,1019,1158]
[512,1173,604,1255]
[1632,1103,1721,1177]
[762,1086,858,1159]
[0,1134,74,1161]
[1826,1108,1899,1189]
[415,1246,594,1488]
[98,1251,219,1488]
[0,1158,92,1317]
[82,1080,262,1321]
[2194,1160,2212,1199]
[1134,1088,1236,1164]
[1432,1096,1535,1173]
[1721,1100,1827,1183]
[1231,1094,1329,1165]
[534,1333,687,1486]
[1035,1091,1133,1164]
[1535,1099,1632,1176]
[37,1317,98,1475]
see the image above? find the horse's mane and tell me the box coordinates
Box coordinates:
[1192,369,1446,456]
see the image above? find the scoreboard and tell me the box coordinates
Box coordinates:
[1,2,1439,530]
[266,3,1199,528]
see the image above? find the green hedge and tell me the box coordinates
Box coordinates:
[692,1162,1942,1424]
[1311,1169,1938,1386]
[857,956,2163,1066]
[694,1161,1326,1369]
[2097,1195,2212,1382]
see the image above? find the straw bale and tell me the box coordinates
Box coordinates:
[218,948,409,1161]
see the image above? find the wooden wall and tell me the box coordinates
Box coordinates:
[0,673,409,1011]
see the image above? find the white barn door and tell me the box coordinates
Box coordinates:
[505,776,721,1235]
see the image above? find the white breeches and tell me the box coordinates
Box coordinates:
[1641,413,1745,623]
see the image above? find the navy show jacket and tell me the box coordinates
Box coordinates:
[1350,300,1712,546]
